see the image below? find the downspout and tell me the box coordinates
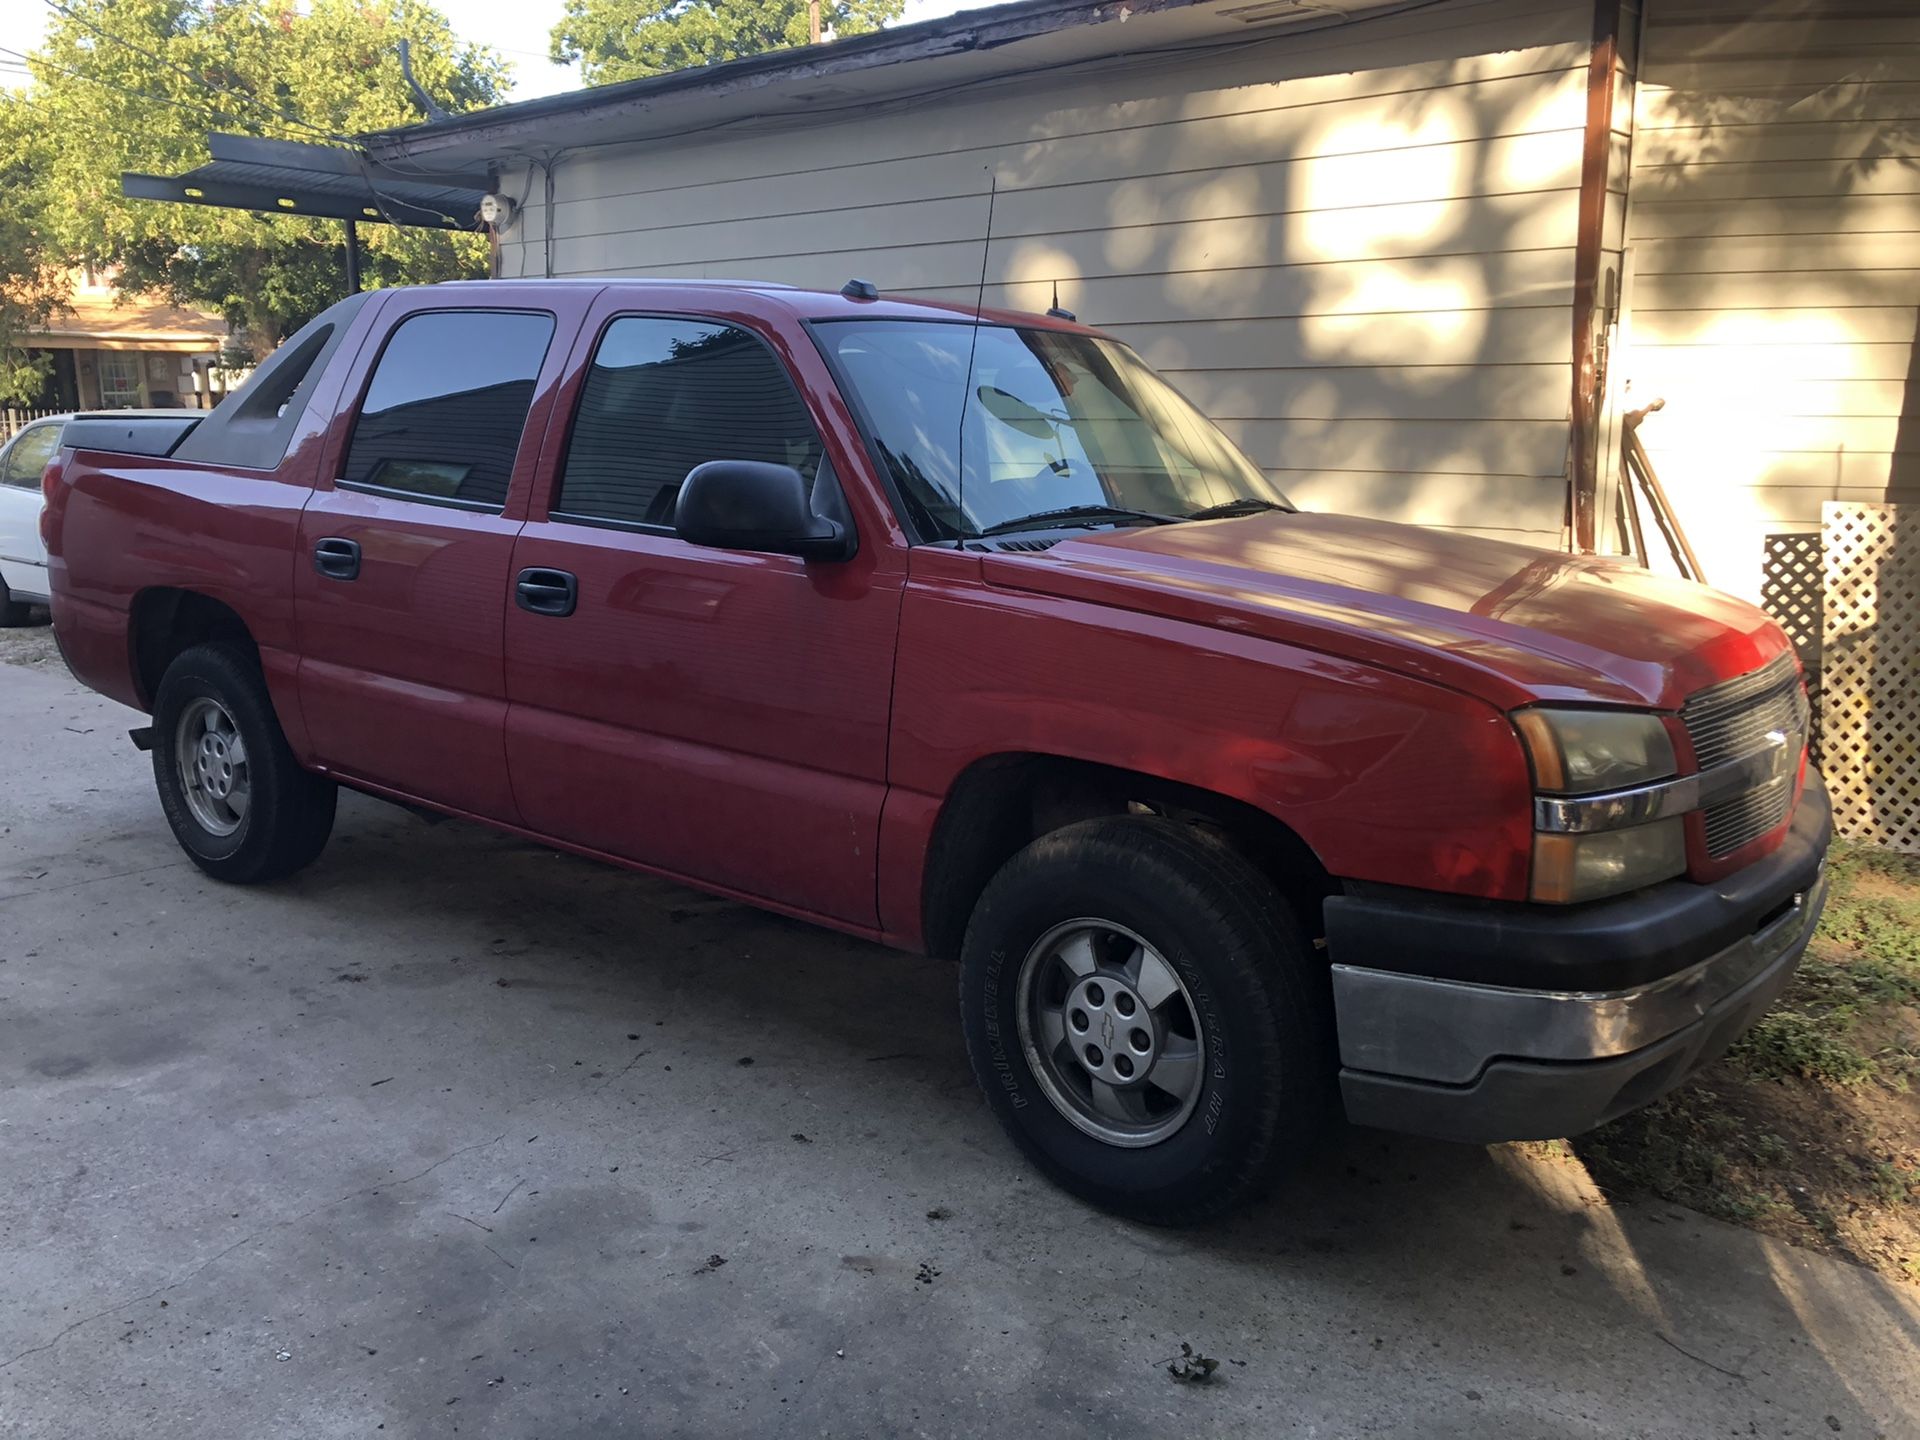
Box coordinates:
[542,153,559,280]
[1568,0,1634,553]
[487,167,502,281]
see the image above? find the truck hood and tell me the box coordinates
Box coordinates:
[978,512,1790,710]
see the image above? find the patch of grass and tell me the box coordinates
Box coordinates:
[1571,840,1920,1283]
[1721,841,1920,1090]
[1732,1009,1876,1085]
[1867,1157,1919,1208]
[1722,1189,1797,1226]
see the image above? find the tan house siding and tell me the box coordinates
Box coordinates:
[500,0,1596,542]
[1621,0,1920,600]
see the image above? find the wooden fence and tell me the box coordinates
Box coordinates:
[1,407,63,441]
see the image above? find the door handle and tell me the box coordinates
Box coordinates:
[313,537,361,581]
[515,567,577,617]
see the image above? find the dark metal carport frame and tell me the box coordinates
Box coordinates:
[121,133,490,292]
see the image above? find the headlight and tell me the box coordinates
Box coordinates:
[1532,821,1687,904]
[1516,708,1685,902]
[1513,708,1676,795]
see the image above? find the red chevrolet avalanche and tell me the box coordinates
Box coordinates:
[41,280,1828,1222]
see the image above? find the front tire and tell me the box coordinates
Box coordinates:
[152,642,336,883]
[959,816,1331,1224]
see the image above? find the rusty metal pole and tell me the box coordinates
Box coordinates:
[1567,0,1626,555]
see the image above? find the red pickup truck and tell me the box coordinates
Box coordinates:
[42,279,1829,1222]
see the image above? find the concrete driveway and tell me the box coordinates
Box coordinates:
[2,640,1917,1439]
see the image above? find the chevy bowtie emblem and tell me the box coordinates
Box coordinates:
[1100,1012,1115,1052]
[1765,730,1797,781]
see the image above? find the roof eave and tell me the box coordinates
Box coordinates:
[362,0,1202,162]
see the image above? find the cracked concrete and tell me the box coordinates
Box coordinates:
[2,647,1918,1438]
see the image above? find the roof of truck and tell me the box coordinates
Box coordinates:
[420,277,1102,334]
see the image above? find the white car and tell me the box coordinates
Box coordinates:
[1,410,202,624]
[0,414,66,624]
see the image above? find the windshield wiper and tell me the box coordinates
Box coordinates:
[974,504,1179,537]
[1185,497,1292,521]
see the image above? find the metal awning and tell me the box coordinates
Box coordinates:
[122,133,490,231]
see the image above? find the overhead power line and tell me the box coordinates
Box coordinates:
[0,43,277,132]
[37,0,354,144]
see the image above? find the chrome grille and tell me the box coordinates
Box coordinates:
[1702,781,1794,857]
[1681,652,1808,857]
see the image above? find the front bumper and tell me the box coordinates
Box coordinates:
[1328,772,1832,1144]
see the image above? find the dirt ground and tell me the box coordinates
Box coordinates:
[0,614,58,670]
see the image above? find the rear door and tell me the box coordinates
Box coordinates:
[293,297,580,820]
[502,305,906,925]
[0,420,62,601]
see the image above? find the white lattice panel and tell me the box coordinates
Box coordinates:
[1821,503,1920,852]
[1760,531,1829,765]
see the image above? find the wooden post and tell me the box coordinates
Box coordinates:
[1568,0,1628,555]
[808,0,821,44]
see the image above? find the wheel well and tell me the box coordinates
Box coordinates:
[920,754,1336,961]
[129,589,258,709]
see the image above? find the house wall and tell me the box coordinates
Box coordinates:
[1621,0,1920,600]
[56,346,210,410]
[499,0,1595,543]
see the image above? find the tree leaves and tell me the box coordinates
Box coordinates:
[2,0,510,361]
[551,0,905,86]
[0,95,65,403]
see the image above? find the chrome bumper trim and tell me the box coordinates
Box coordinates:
[1331,867,1827,1087]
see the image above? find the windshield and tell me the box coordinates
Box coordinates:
[817,320,1289,540]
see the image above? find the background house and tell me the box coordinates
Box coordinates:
[368,0,1915,608]
[4,268,228,430]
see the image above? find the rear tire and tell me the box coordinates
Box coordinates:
[152,642,336,883]
[0,579,30,627]
[959,816,1332,1225]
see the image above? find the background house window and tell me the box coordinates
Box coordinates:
[97,354,143,409]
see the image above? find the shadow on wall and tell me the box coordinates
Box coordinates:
[1622,0,1920,600]
[976,18,1595,540]
[510,1,1604,543]
[509,1,1919,578]
[1895,309,1920,494]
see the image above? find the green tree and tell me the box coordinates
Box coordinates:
[15,0,511,358]
[552,0,904,86]
[0,95,65,403]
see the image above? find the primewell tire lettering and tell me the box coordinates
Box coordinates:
[981,959,1027,1108]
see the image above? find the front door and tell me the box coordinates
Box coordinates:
[293,302,575,820]
[502,310,905,926]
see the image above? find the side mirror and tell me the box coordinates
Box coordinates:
[675,460,853,561]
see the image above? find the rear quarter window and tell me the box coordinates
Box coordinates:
[341,310,556,511]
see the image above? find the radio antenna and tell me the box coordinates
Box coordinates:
[953,167,996,544]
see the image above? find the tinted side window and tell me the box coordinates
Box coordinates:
[3,423,63,488]
[342,310,555,510]
[557,317,821,528]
